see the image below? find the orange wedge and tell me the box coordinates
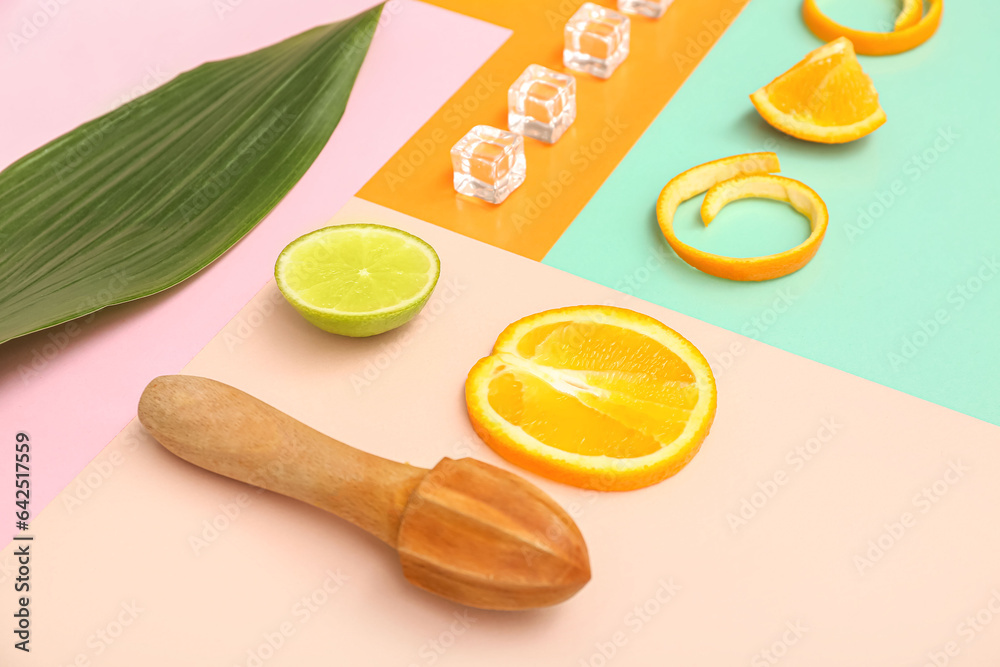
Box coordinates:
[751,37,886,144]
[656,153,829,281]
[803,0,943,56]
[465,306,717,492]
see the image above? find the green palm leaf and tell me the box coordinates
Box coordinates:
[0,5,383,345]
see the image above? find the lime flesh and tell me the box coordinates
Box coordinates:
[275,224,440,337]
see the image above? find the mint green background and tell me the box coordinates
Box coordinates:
[544,0,1000,425]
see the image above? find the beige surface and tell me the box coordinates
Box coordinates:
[6,198,1000,665]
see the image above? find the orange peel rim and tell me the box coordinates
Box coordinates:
[894,0,924,31]
[802,0,943,56]
[655,153,829,282]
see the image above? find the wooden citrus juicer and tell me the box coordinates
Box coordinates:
[137,375,590,610]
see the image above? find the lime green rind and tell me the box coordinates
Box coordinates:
[294,300,435,338]
[0,5,383,345]
[275,224,441,338]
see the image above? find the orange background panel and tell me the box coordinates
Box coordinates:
[360,0,750,260]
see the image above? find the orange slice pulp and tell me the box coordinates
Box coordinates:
[750,37,886,144]
[465,306,717,491]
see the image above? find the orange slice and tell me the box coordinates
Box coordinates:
[656,153,829,281]
[465,306,716,491]
[803,0,943,56]
[750,37,886,144]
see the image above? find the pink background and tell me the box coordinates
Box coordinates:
[0,0,510,532]
[4,199,998,665]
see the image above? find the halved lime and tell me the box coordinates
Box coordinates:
[275,224,440,337]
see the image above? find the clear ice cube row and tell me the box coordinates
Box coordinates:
[452,0,676,204]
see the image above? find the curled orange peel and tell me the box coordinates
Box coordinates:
[656,153,829,282]
[802,0,943,56]
[894,0,924,31]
